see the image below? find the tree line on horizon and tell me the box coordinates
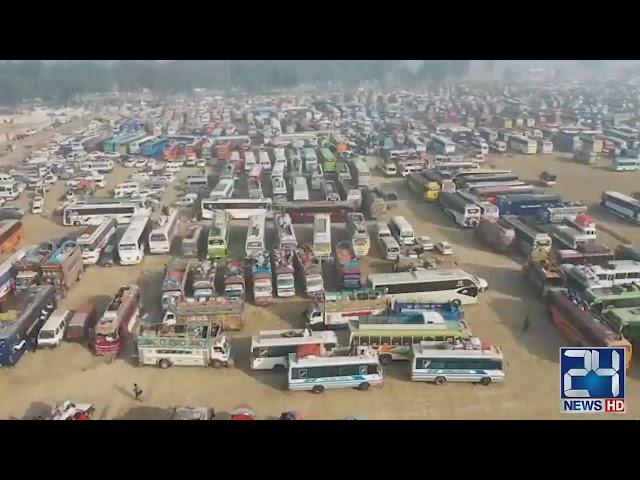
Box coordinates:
[0,60,478,105]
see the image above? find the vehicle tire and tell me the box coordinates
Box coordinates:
[379,354,392,366]
[358,382,370,391]
[312,385,325,394]
[74,221,80,226]
[273,364,286,373]
[434,376,447,386]
[211,359,224,369]
[480,377,492,386]
[158,358,172,369]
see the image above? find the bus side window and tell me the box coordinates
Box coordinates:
[359,336,369,346]
[367,364,379,375]
[358,365,367,375]
[391,336,401,346]
[259,348,268,358]
[380,336,390,345]
[435,336,444,342]
[413,336,424,343]
[370,336,380,346]
[401,336,412,346]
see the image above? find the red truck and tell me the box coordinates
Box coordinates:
[334,241,361,289]
[224,260,245,302]
[93,285,141,357]
[40,240,84,299]
[272,249,295,297]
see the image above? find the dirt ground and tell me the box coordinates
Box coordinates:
[1,150,639,420]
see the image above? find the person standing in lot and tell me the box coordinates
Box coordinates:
[522,315,530,333]
[133,383,143,402]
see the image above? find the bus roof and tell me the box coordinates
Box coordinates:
[251,329,337,348]
[119,215,149,245]
[412,341,502,358]
[289,348,378,368]
[369,269,477,284]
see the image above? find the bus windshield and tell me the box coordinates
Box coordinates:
[119,244,136,251]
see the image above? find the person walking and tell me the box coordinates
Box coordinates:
[133,383,143,402]
[522,315,531,333]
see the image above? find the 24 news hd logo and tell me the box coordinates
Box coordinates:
[560,348,626,414]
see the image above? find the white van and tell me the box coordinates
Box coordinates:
[389,216,416,246]
[0,174,14,183]
[0,181,19,200]
[37,309,72,348]
[292,176,309,201]
[376,222,393,250]
[378,160,397,176]
[165,162,181,174]
[380,236,401,261]
[114,181,140,198]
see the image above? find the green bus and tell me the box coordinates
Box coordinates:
[579,286,640,314]
[602,307,640,345]
[348,321,471,365]
[320,147,337,173]
[207,209,230,260]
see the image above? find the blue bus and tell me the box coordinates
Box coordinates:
[0,285,56,367]
[495,193,562,216]
[141,138,169,157]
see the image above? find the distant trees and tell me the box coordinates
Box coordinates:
[0,59,473,105]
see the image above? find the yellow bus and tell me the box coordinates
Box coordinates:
[407,173,440,202]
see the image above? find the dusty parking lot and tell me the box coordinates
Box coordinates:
[1,152,640,420]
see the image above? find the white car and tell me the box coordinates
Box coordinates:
[196,159,206,168]
[135,158,147,168]
[32,196,45,214]
[416,235,434,251]
[134,189,153,199]
[435,241,454,255]
[160,172,176,183]
[85,173,106,188]
[185,158,197,167]
[25,128,38,136]
[123,158,137,168]
[131,172,150,182]
[101,152,120,159]
[175,193,199,207]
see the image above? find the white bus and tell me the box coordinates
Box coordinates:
[243,151,257,172]
[389,216,416,246]
[287,347,383,393]
[431,135,456,155]
[439,192,482,227]
[201,198,272,220]
[292,176,309,201]
[562,260,640,291]
[148,208,180,254]
[118,215,151,265]
[411,339,505,385]
[537,138,553,154]
[601,191,640,224]
[350,159,372,188]
[76,218,118,265]
[313,213,332,259]
[273,148,287,167]
[63,201,150,226]
[209,179,235,199]
[245,211,267,259]
[271,162,285,180]
[509,135,537,154]
[456,190,499,222]
[79,159,115,173]
[368,269,489,305]
[258,150,272,172]
[250,329,338,371]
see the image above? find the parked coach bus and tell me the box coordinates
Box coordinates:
[367,269,488,305]
[201,198,273,220]
[601,191,640,224]
[63,201,150,226]
[148,208,180,254]
[76,218,117,265]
